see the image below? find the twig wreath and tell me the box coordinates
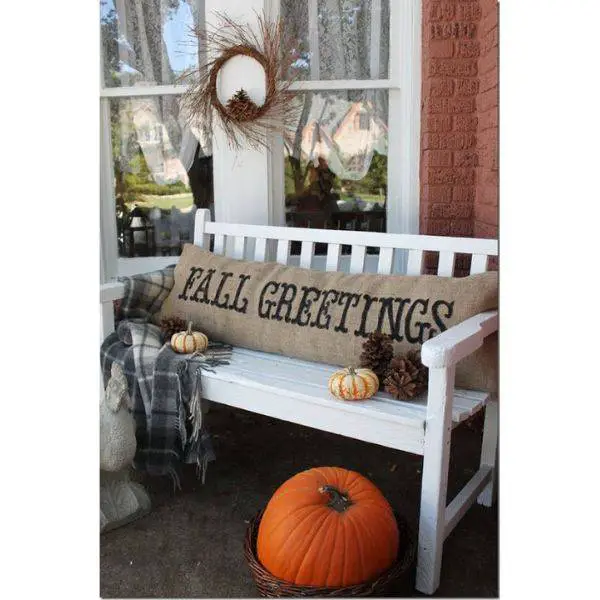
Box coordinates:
[180,12,299,150]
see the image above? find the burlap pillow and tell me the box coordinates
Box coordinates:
[159,244,498,393]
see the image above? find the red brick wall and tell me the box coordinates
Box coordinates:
[474,0,499,239]
[420,1,499,262]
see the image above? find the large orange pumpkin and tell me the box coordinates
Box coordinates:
[256,466,399,588]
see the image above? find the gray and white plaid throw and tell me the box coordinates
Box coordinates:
[100,267,231,487]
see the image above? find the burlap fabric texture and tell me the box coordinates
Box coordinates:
[159,245,498,393]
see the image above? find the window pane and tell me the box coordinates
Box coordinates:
[100,0,200,88]
[284,90,388,248]
[110,95,213,258]
[282,0,390,80]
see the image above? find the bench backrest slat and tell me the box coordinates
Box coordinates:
[276,239,291,265]
[349,245,366,274]
[213,233,226,255]
[326,243,341,272]
[377,247,395,274]
[406,249,424,275]
[254,237,267,262]
[194,210,498,276]
[300,241,315,269]
[437,251,456,277]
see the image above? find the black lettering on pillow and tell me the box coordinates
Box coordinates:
[430,299,454,338]
[290,286,322,326]
[375,297,411,341]
[211,271,234,308]
[404,298,431,344]
[258,281,280,318]
[354,294,379,338]
[333,292,361,333]
[310,289,340,329]
[190,268,216,304]
[178,267,203,301]
[273,282,298,322]
[229,274,252,313]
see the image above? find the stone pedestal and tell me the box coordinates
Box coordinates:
[100,469,151,533]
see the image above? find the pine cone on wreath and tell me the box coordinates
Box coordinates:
[160,316,187,342]
[359,332,394,379]
[384,351,428,400]
[226,88,260,121]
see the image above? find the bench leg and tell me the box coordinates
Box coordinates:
[477,399,498,507]
[416,367,455,595]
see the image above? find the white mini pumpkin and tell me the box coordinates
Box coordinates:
[328,367,379,401]
[171,322,208,354]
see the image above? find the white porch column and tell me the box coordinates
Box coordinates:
[205,0,271,227]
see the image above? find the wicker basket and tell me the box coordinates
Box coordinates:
[244,509,416,597]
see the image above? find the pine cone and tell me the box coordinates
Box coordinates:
[359,332,393,379]
[226,88,260,121]
[384,369,420,400]
[384,351,428,400]
[160,316,187,342]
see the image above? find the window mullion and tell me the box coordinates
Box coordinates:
[289,79,396,91]
[100,84,187,98]
[100,98,119,283]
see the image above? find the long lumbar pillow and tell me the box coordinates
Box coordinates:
[159,244,498,393]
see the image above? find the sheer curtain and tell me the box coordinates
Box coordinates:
[283,0,389,182]
[107,0,208,180]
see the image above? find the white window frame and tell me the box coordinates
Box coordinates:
[100,0,421,280]
[99,0,206,282]
[266,0,422,242]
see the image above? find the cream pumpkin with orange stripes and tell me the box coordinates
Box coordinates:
[328,367,379,401]
[170,322,208,354]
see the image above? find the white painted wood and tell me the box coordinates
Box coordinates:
[369,0,382,79]
[307,0,320,80]
[100,282,126,303]
[227,347,487,428]
[444,467,492,539]
[416,366,456,595]
[101,302,116,341]
[232,236,246,259]
[421,311,499,368]
[406,249,424,275]
[100,84,187,98]
[253,237,267,262]
[289,79,397,91]
[299,241,315,269]
[117,256,179,276]
[100,282,125,340]
[207,0,271,231]
[194,208,211,249]
[325,243,341,271]
[201,220,498,256]
[100,99,119,282]
[213,234,226,255]
[437,251,456,277]
[386,0,422,237]
[477,400,499,506]
[377,247,394,274]
[349,245,367,273]
[276,239,291,265]
[470,254,489,275]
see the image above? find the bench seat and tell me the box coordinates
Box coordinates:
[201,347,489,456]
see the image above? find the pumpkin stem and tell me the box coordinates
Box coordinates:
[319,485,353,513]
[347,367,356,376]
[186,321,193,335]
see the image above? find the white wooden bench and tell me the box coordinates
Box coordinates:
[100,209,498,595]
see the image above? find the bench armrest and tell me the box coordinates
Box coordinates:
[100,281,125,303]
[421,310,498,368]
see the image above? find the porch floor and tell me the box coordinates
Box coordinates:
[100,403,498,598]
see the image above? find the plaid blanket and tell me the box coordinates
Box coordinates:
[100,267,231,487]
